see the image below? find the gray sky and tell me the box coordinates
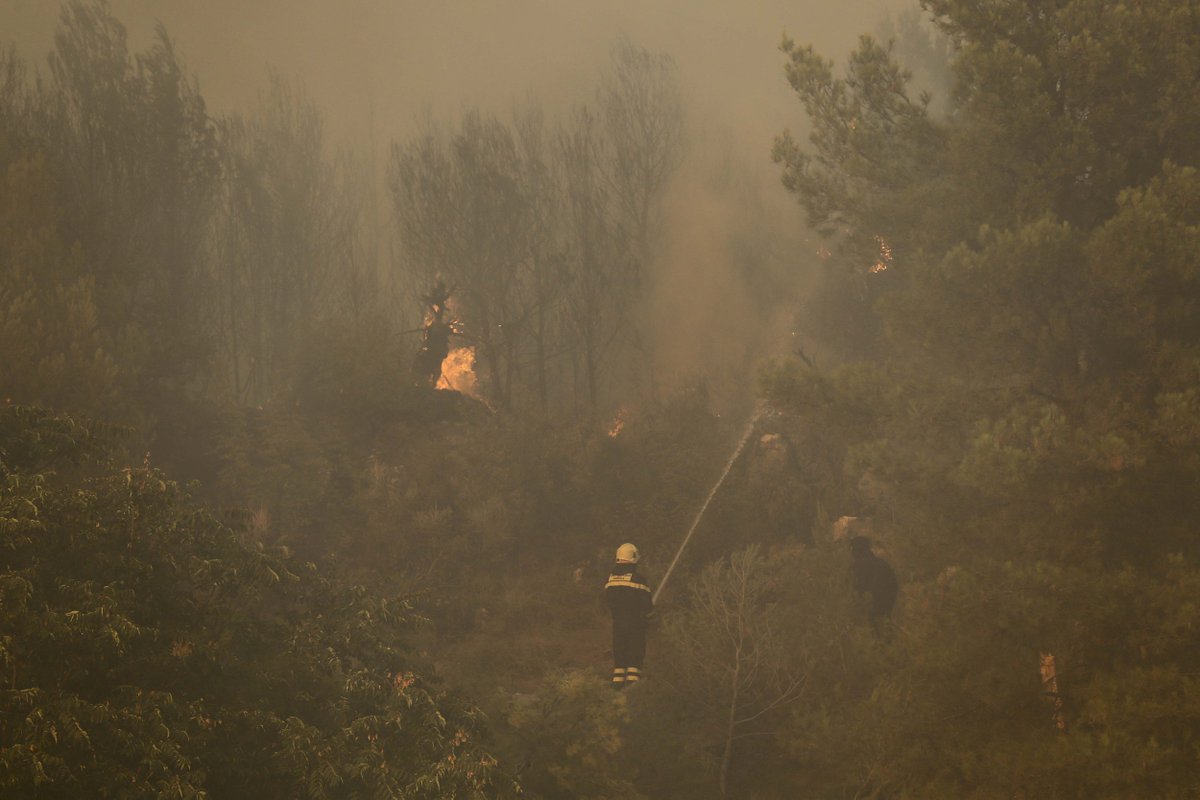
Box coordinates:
[5,0,913,157]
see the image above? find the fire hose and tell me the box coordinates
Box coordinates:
[652,403,764,605]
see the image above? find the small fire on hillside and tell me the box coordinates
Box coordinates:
[437,346,479,397]
[870,235,894,274]
[608,407,629,437]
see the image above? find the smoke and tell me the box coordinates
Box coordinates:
[4,0,920,410]
[648,159,762,412]
[647,122,821,412]
[6,0,915,150]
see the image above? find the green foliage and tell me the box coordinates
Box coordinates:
[927,0,1200,229]
[216,404,336,549]
[496,670,645,800]
[0,405,518,798]
[48,0,220,387]
[0,148,119,416]
[773,31,945,272]
[767,0,1200,795]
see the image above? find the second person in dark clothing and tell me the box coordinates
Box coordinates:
[850,535,898,628]
[605,543,653,688]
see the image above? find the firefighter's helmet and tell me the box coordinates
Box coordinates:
[616,543,640,564]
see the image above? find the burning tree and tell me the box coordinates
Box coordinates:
[409,279,485,400]
[389,40,686,416]
[411,279,455,385]
[390,111,541,409]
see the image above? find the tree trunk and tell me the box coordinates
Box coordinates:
[719,664,739,797]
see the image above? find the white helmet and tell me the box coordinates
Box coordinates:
[616,543,640,564]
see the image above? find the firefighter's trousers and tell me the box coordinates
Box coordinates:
[611,619,646,687]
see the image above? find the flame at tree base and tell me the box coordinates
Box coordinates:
[436,346,480,398]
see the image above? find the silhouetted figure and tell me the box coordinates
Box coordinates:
[850,536,897,627]
[605,543,653,688]
[413,280,454,386]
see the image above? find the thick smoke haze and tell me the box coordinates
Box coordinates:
[5,0,916,410]
[7,2,1200,794]
[8,0,910,149]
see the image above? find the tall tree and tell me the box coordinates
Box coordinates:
[597,36,685,271]
[767,0,1200,795]
[0,141,118,416]
[596,38,686,393]
[48,2,219,395]
[390,111,541,409]
[662,546,808,798]
[557,107,631,414]
[213,74,341,404]
[513,104,567,413]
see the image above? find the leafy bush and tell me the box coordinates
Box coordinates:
[0,405,517,798]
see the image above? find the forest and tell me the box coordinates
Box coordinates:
[3,0,1200,797]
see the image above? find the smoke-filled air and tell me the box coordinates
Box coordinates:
[3,0,1200,796]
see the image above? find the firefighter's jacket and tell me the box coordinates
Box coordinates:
[605,563,653,629]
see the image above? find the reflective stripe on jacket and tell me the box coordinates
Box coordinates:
[605,564,653,624]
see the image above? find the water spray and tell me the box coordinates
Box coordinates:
[652,402,765,604]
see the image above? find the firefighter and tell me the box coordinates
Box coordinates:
[849,535,898,628]
[605,543,653,688]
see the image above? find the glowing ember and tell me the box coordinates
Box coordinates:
[870,235,894,274]
[436,346,479,396]
[608,407,628,437]
[1039,651,1066,732]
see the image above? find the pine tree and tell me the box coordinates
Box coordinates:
[767,1,1200,795]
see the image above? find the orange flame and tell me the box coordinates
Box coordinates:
[608,407,628,437]
[436,347,479,397]
[870,235,893,274]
